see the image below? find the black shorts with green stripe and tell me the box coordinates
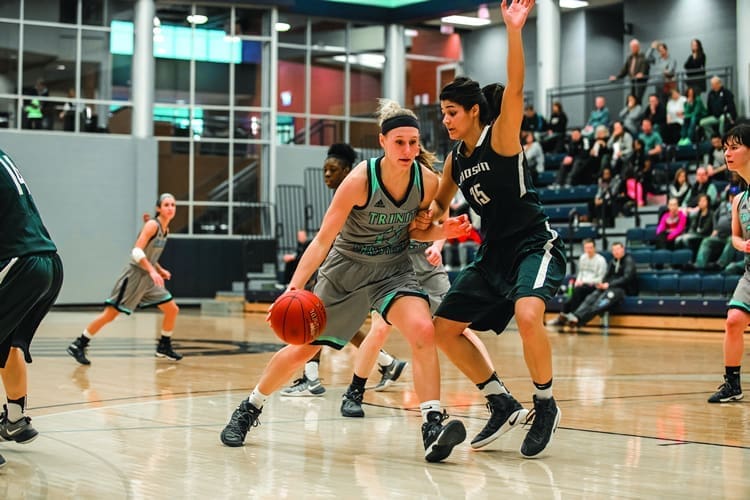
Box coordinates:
[435,225,566,334]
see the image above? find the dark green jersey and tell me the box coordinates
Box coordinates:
[0,149,57,260]
[451,125,547,241]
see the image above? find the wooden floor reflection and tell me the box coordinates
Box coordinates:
[1,310,748,499]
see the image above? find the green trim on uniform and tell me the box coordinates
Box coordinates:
[312,335,348,349]
[380,290,429,325]
[105,299,133,315]
[728,299,750,314]
[369,158,380,194]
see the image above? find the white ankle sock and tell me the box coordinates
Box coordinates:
[480,379,509,397]
[161,330,173,338]
[6,402,24,422]
[304,361,319,381]
[82,329,93,339]
[248,387,268,409]
[377,351,394,367]
[535,387,553,400]
[419,400,441,422]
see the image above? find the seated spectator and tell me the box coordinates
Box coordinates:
[582,96,610,138]
[589,167,620,228]
[521,104,546,139]
[541,101,568,153]
[694,186,740,271]
[571,124,610,185]
[646,40,677,103]
[638,118,664,165]
[522,131,545,183]
[705,134,728,181]
[619,94,643,138]
[548,239,608,328]
[655,197,687,250]
[664,87,686,145]
[678,86,706,145]
[281,229,310,285]
[565,242,638,328]
[669,167,690,206]
[640,94,667,133]
[554,128,589,187]
[676,193,713,258]
[699,76,737,138]
[683,166,719,213]
[607,120,634,175]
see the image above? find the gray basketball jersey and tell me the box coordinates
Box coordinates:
[333,157,423,264]
[131,220,168,270]
[738,190,750,270]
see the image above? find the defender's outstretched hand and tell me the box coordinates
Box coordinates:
[443,214,472,240]
[501,0,535,31]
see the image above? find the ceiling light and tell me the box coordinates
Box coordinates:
[477,4,490,19]
[440,24,454,35]
[405,28,418,37]
[559,0,589,8]
[186,14,208,25]
[440,15,491,27]
[275,22,291,32]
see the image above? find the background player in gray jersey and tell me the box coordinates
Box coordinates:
[707,124,750,403]
[66,194,182,365]
[220,99,472,463]
[0,148,64,469]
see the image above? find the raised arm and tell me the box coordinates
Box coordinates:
[491,0,535,156]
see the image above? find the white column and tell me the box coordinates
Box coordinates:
[383,24,406,104]
[132,0,154,138]
[535,0,560,117]
[737,0,749,118]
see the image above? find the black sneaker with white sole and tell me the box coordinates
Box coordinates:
[341,386,365,417]
[156,337,183,361]
[707,376,743,403]
[471,393,529,449]
[0,405,39,444]
[520,396,561,458]
[67,337,91,365]
[422,410,466,463]
[220,399,262,447]
[373,359,408,391]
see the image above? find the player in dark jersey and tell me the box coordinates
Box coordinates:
[707,124,750,403]
[428,0,565,458]
[220,99,472,463]
[0,148,64,469]
[66,194,182,365]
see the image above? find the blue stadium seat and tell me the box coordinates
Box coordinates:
[671,248,693,267]
[630,248,652,268]
[544,153,566,169]
[675,144,699,161]
[650,249,672,269]
[637,273,660,295]
[543,203,588,223]
[701,274,724,296]
[626,228,645,248]
[657,273,679,295]
[553,225,598,241]
[678,274,702,296]
[537,171,556,187]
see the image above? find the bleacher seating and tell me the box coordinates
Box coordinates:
[543,203,588,223]
[538,184,597,204]
[553,225,598,241]
[546,271,737,318]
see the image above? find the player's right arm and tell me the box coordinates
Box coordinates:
[430,152,458,222]
[132,219,163,287]
[288,162,366,290]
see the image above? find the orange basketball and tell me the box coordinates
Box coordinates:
[268,290,327,345]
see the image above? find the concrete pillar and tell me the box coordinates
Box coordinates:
[737,0,749,118]
[383,24,406,104]
[132,0,154,138]
[536,0,561,117]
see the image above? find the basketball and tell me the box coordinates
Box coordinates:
[268,290,327,345]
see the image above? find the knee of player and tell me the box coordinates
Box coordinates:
[725,309,750,334]
[405,318,435,349]
[515,309,544,335]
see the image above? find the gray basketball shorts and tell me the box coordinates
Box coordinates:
[409,251,450,314]
[105,265,173,314]
[728,270,750,314]
[312,248,429,349]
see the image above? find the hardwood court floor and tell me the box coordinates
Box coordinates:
[1,309,748,499]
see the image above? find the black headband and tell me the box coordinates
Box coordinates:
[381,115,419,135]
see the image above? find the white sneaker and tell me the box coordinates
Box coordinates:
[280,375,326,397]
